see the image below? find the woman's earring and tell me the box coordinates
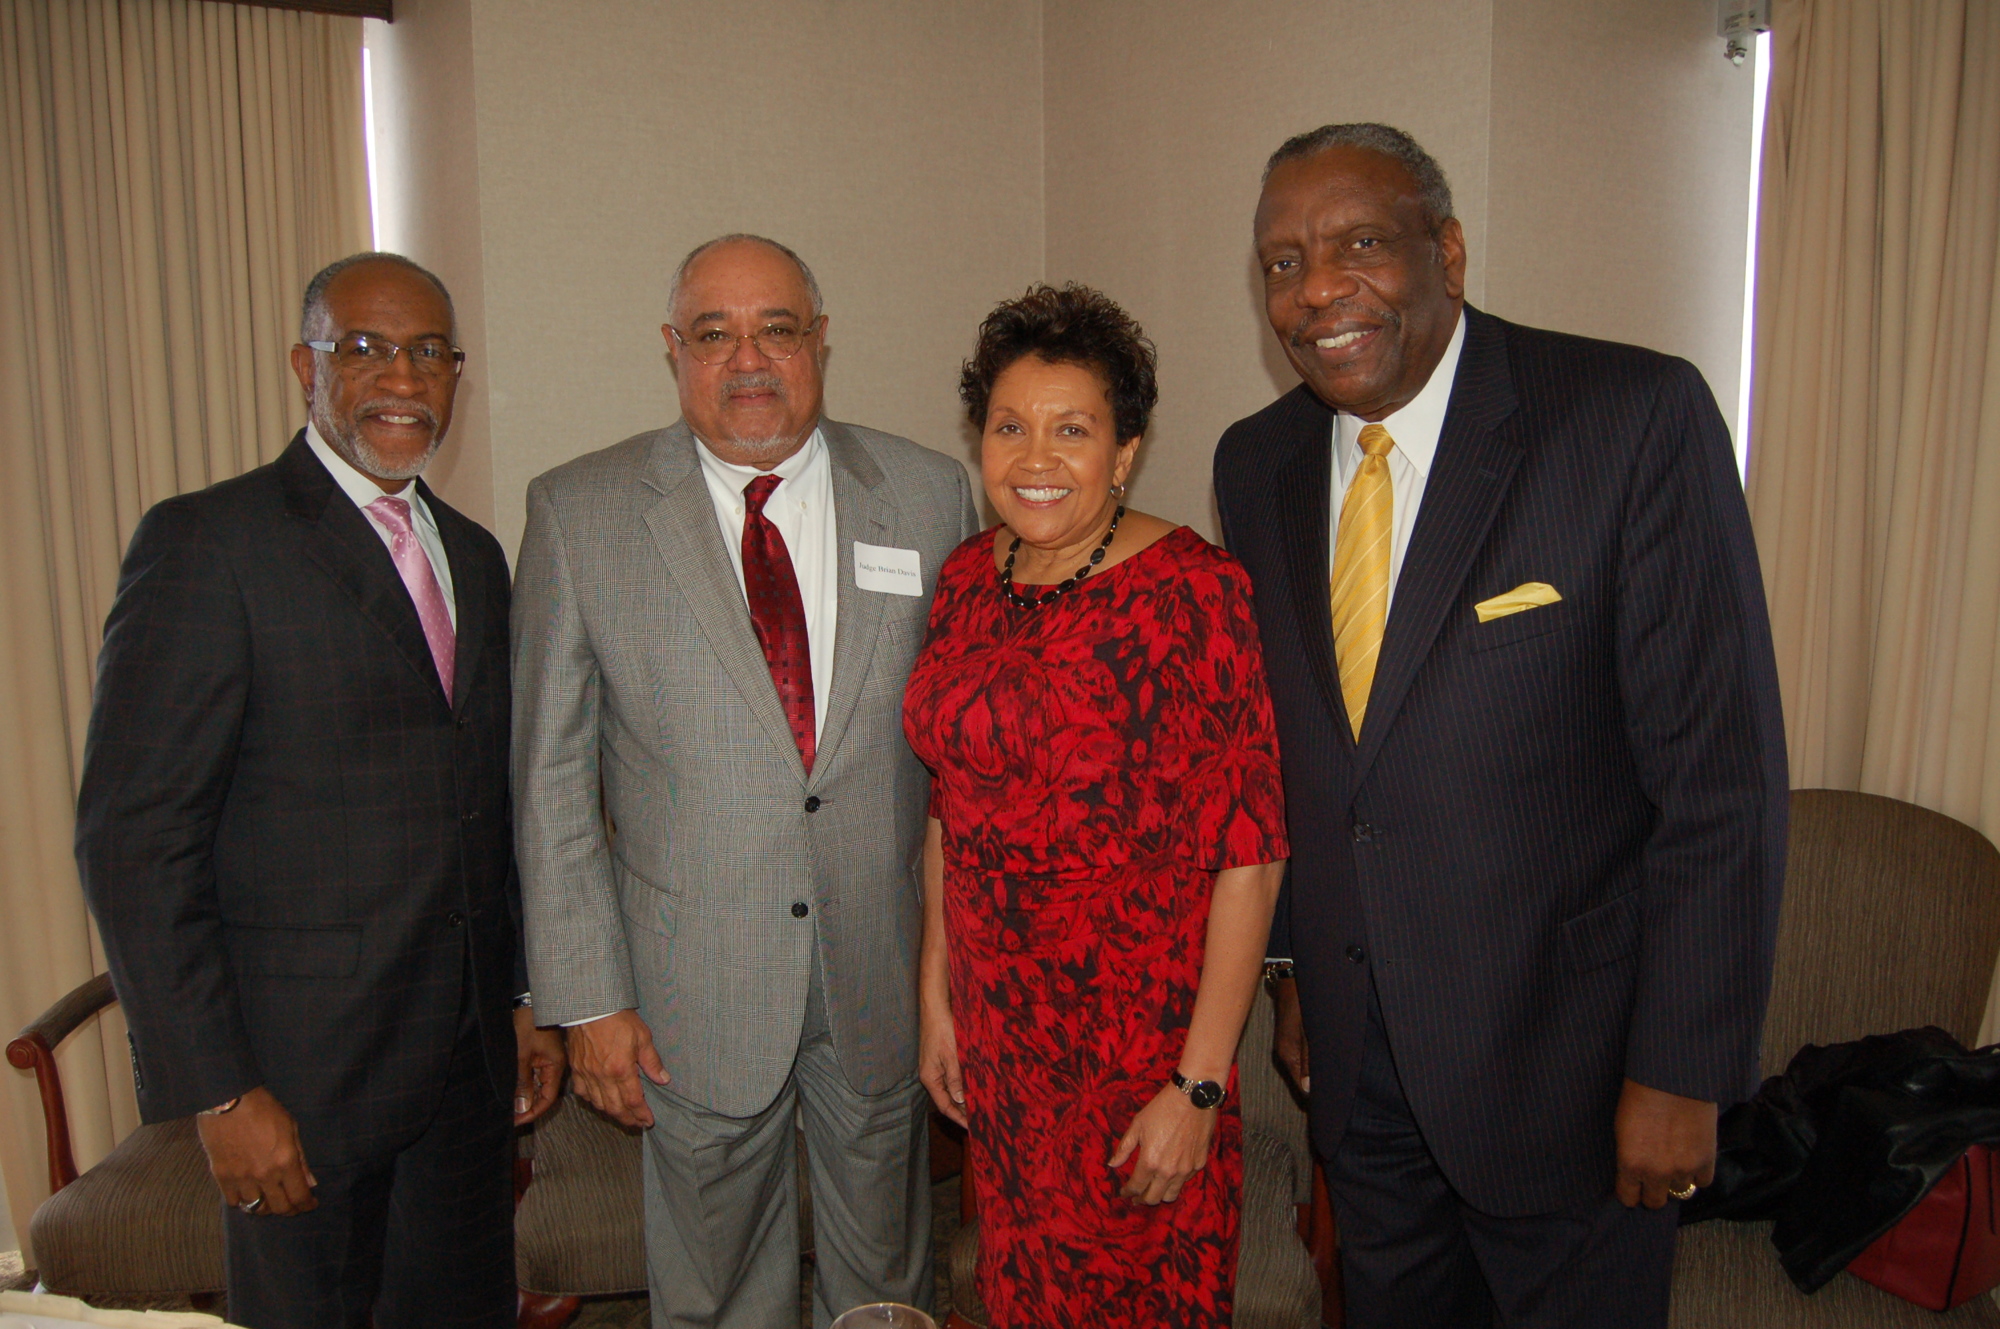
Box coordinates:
[1111,482,1128,499]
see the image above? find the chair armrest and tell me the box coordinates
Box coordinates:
[6,972,118,1194]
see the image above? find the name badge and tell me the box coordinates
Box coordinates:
[854,542,923,596]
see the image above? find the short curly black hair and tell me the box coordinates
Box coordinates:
[960,284,1158,442]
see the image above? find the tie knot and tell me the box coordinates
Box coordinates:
[1356,423,1395,459]
[367,495,414,535]
[743,473,781,515]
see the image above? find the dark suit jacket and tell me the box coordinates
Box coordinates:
[76,431,523,1165]
[1214,306,1788,1216]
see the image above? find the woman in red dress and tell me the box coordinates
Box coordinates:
[904,285,1288,1328]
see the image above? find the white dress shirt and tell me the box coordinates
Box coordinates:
[694,427,838,742]
[304,422,456,629]
[1327,309,1466,614]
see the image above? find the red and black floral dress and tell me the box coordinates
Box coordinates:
[904,525,1288,1329]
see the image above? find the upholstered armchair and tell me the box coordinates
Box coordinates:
[10,978,649,1328]
[1669,790,2000,1327]
[6,974,225,1308]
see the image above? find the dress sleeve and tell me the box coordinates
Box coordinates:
[1174,552,1290,870]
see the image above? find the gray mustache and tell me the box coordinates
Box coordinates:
[356,396,439,429]
[1290,302,1400,348]
[722,373,786,396]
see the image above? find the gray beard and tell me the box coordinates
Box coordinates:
[703,372,809,461]
[312,381,442,481]
[713,430,802,461]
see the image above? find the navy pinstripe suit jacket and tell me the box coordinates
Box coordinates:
[1214,306,1788,1216]
[76,432,525,1165]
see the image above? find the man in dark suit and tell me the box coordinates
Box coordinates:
[75,253,565,1329]
[1213,125,1788,1326]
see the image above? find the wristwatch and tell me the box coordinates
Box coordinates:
[1170,1069,1224,1111]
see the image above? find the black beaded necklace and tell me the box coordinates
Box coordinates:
[998,506,1124,610]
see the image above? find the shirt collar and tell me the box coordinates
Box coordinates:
[694,425,827,495]
[1335,307,1466,479]
[305,421,423,513]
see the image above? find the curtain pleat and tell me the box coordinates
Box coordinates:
[0,0,367,1261]
[1747,0,2000,1036]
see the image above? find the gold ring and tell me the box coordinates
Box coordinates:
[1668,1181,1697,1201]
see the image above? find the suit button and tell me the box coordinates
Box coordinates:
[1351,822,1374,843]
[804,796,821,813]
[1346,945,1365,964]
[456,717,468,729]
[461,810,481,823]
[448,911,466,927]
[791,901,809,918]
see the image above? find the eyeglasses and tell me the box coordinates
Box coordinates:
[669,316,824,366]
[307,333,466,378]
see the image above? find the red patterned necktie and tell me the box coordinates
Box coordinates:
[741,474,815,773]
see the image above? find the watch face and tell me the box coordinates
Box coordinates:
[1189,1079,1224,1110]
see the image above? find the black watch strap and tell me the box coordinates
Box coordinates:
[1170,1069,1224,1110]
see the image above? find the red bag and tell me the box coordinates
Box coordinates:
[1847,1144,2000,1310]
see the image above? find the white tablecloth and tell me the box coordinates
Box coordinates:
[0,1290,236,1328]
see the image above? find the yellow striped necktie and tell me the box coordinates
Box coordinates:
[1330,423,1395,740]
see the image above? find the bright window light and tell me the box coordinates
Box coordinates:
[1735,30,1771,481]
[362,48,380,248]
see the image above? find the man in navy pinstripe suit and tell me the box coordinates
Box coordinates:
[1213,124,1788,1326]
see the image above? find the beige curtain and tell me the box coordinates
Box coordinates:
[0,0,367,1260]
[1747,0,2000,1035]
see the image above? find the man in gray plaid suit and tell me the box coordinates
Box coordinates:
[511,234,978,1328]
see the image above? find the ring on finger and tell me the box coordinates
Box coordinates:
[1668,1181,1698,1201]
[239,1196,264,1214]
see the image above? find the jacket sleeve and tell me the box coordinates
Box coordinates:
[1617,359,1789,1104]
[510,478,638,1025]
[1211,449,1296,961]
[507,857,530,999]
[75,501,263,1121]
[955,458,980,543]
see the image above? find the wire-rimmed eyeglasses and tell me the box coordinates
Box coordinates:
[307,333,466,378]
[668,315,824,366]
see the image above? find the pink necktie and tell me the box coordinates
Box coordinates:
[367,495,456,704]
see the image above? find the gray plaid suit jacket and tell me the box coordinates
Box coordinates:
[512,418,978,1117]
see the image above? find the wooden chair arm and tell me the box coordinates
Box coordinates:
[6,972,118,1194]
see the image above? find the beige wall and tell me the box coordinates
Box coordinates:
[1487,0,1755,430]
[366,0,497,527]
[1048,0,1756,539]
[372,0,1045,557]
[1043,0,1497,538]
[370,0,1755,551]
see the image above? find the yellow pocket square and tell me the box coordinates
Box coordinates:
[1475,582,1563,623]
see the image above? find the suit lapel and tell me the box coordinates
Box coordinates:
[422,483,487,717]
[281,433,451,707]
[1352,306,1523,784]
[639,424,807,781]
[1268,388,1352,741]
[812,420,891,788]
